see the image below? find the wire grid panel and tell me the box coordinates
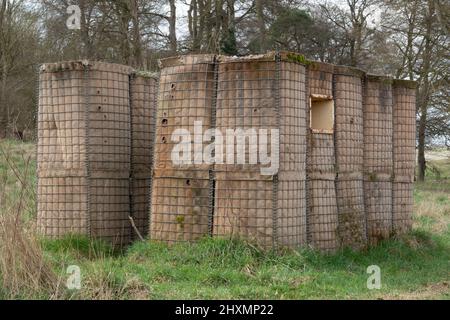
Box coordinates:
[363,76,393,175]
[364,180,392,245]
[392,82,416,179]
[130,74,158,174]
[308,62,334,97]
[333,69,364,173]
[129,74,158,239]
[153,55,216,174]
[215,55,307,175]
[130,177,152,238]
[278,58,308,248]
[333,67,367,249]
[37,65,86,173]
[214,57,277,174]
[307,133,339,251]
[277,179,307,247]
[213,54,307,248]
[392,182,413,234]
[37,61,133,242]
[90,174,131,245]
[37,62,132,173]
[279,59,308,176]
[150,55,216,242]
[213,178,274,248]
[392,80,416,236]
[150,176,210,242]
[336,177,367,249]
[309,180,339,251]
[363,76,393,245]
[37,176,88,237]
[87,63,131,172]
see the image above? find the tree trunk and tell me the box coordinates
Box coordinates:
[255,0,266,52]
[130,0,143,67]
[0,0,8,138]
[417,99,427,181]
[417,0,435,181]
[0,58,7,138]
[168,0,177,54]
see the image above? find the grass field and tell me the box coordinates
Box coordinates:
[0,139,449,300]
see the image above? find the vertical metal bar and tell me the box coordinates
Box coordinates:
[361,74,369,243]
[129,73,135,241]
[148,75,160,240]
[83,63,92,238]
[272,52,282,251]
[207,55,219,236]
[35,65,41,228]
[332,72,339,246]
[304,64,312,247]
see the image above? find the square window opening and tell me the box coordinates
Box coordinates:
[310,94,334,134]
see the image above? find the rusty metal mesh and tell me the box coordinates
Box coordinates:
[363,76,394,245]
[149,55,216,242]
[37,54,417,252]
[130,73,158,238]
[212,54,307,249]
[333,68,367,250]
[307,133,339,251]
[37,61,133,245]
[392,81,416,234]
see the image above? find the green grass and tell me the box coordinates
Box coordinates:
[1,139,449,299]
[41,231,449,299]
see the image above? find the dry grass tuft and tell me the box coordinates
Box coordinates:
[0,142,60,299]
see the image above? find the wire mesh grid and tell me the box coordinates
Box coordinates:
[130,74,158,239]
[308,62,334,98]
[392,182,413,234]
[306,62,337,251]
[333,67,367,249]
[89,173,131,244]
[152,55,216,173]
[363,76,394,244]
[37,61,133,244]
[278,57,307,248]
[130,74,158,174]
[150,176,210,242]
[37,176,88,237]
[392,83,416,178]
[364,76,393,175]
[364,180,392,245]
[392,80,416,235]
[212,53,307,249]
[334,69,364,173]
[150,55,216,242]
[307,133,339,251]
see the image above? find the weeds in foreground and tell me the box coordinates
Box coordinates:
[0,140,449,299]
[0,142,59,299]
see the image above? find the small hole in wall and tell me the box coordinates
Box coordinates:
[162,136,167,143]
[162,118,168,125]
[186,179,190,186]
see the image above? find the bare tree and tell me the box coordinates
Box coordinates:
[383,0,449,180]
